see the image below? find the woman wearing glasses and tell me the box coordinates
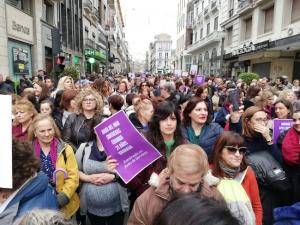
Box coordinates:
[242,106,284,225]
[211,131,262,225]
[63,88,103,150]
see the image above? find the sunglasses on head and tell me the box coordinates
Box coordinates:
[225,146,247,154]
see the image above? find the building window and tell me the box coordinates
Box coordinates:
[7,0,32,14]
[194,31,197,43]
[226,26,233,46]
[292,0,300,23]
[159,53,162,59]
[245,17,252,40]
[200,28,203,39]
[214,17,218,31]
[165,53,168,58]
[229,0,234,17]
[264,6,274,33]
[43,0,54,24]
[207,23,210,35]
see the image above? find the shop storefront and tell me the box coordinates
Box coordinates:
[6,4,34,79]
[84,49,107,74]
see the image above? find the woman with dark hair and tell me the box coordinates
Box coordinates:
[244,86,261,110]
[138,81,152,98]
[92,78,111,116]
[33,81,49,101]
[108,95,124,115]
[274,99,293,119]
[40,99,54,116]
[127,101,186,201]
[211,131,262,225]
[195,85,214,119]
[154,195,240,225]
[182,97,223,161]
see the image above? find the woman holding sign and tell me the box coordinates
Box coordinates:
[127,101,185,199]
[75,117,128,225]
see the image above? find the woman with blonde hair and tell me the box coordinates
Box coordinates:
[28,114,79,219]
[63,88,103,150]
[129,96,154,133]
[51,76,75,98]
[254,90,274,119]
[12,99,38,142]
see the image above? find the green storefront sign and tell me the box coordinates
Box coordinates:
[84,49,107,61]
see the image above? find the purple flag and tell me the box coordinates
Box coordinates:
[94,111,162,184]
[194,75,205,85]
[273,119,293,143]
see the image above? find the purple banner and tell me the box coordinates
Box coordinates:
[94,111,162,184]
[194,75,205,85]
[273,119,293,143]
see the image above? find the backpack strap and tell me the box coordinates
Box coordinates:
[235,166,249,183]
[62,150,67,164]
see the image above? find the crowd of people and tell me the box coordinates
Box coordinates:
[1,71,300,225]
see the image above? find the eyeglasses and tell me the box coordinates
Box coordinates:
[83,98,96,102]
[141,84,148,86]
[225,146,247,154]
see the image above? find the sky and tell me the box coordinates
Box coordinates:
[121,0,178,61]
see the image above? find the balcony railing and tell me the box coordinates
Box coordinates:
[237,0,254,14]
[186,31,224,53]
[83,0,93,13]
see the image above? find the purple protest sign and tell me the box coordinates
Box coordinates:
[194,75,205,85]
[273,119,293,143]
[94,111,162,184]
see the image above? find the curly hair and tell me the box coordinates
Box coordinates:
[73,88,103,115]
[1,140,40,191]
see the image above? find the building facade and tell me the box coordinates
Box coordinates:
[0,0,130,79]
[0,0,61,79]
[221,0,300,80]
[185,0,224,76]
[106,0,130,74]
[148,33,173,74]
[82,0,107,74]
[175,0,192,73]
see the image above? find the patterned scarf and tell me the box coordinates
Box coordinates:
[34,138,58,167]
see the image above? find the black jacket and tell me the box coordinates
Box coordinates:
[62,113,102,150]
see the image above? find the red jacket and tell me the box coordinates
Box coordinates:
[211,165,263,225]
[242,167,263,225]
[12,124,28,142]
